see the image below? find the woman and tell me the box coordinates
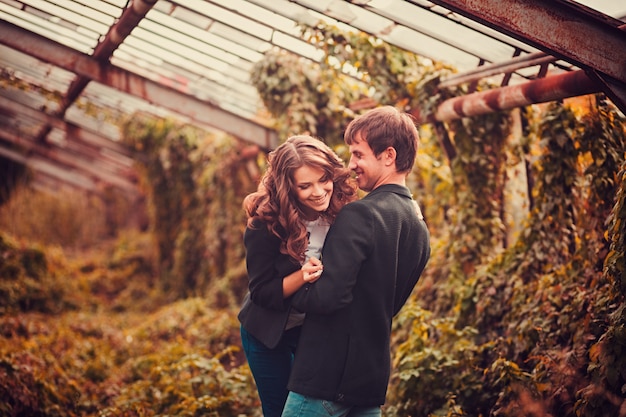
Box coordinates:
[238,135,357,417]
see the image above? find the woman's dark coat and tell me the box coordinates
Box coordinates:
[238,221,300,349]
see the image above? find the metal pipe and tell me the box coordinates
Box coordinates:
[434,70,598,121]
[439,52,555,88]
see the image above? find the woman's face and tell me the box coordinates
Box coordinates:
[293,165,333,219]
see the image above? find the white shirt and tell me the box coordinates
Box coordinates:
[304,217,331,262]
[286,217,331,330]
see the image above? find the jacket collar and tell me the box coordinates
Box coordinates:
[364,183,412,200]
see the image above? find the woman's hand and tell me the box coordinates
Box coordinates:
[301,257,323,283]
[283,257,324,297]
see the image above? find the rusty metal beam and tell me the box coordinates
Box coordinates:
[94,0,158,60]
[0,130,138,192]
[0,129,135,184]
[0,146,97,192]
[589,70,626,117]
[0,96,130,158]
[61,0,158,111]
[0,21,279,150]
[434,70,599,121]
[34,0,156,146]
[427,0,626,86]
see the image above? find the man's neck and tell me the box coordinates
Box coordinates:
[371,172,407,190]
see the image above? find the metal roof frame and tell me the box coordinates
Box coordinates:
[0,0,625,193]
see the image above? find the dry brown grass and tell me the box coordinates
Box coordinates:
[0,184,143,249]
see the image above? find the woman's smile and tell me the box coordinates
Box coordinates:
[309,194,328,205]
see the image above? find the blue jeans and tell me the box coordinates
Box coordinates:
[281,392,381,417]
[241,325,301,417]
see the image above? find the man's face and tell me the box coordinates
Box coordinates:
[347,133,386,192]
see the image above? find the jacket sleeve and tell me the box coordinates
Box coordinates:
[244,225,290,311]
[393,216,430,315]
[393,263,424,316]
[290,202,373,314]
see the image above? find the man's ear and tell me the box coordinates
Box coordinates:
[384,147,396,166]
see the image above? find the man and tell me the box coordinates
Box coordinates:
[282,106,431,417]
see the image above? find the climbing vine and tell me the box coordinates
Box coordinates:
[578,97,626,416]
[251,22,626,417]
[121,114,257,302]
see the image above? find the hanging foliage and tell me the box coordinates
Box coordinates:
[250,23,455,147]
[121,114,258,302]
[578,97,626,416]
[250,47,362,146]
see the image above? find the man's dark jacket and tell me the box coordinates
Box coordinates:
[286,184,430,406]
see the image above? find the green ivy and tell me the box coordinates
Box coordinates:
[121,114,255,301]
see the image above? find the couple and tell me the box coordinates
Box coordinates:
[238,106,431,417]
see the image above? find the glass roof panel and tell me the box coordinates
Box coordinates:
[73,83,171,139]
[305,8,358,34]
[19,0,110,35]
[99,0,127,8]
[381,25,480,69]
[0,3,96,52]
[169,5,213,28]
[271,32,325,61]
[343,6,397,34]
[41,0,116,25]
[112,47,164,68]
[175,0,274,41]
[248,0,326,27]
[1,83,60,120]
[296,0,335,11]
[208,21,273,53]
[2,0,623,192]
[63,0,121,19]
[0,46,74,93]
[575,0,626,18]
[134,23,241,66]
[213,0,303,36]
[371,1,518,63]
[147,9,265,63]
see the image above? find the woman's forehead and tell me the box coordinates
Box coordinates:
[293,165,326,183]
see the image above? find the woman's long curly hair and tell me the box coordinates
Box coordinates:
[244,135,357,262]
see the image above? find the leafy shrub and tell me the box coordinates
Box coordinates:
[388,304,496,416]
[102,349,257,417]
[0,234,260,416]
[0,233,79,314]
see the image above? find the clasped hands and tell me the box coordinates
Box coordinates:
[301,257,323,283]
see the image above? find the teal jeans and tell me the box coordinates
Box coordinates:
[241,325,300,417]
[281,392,381,417]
